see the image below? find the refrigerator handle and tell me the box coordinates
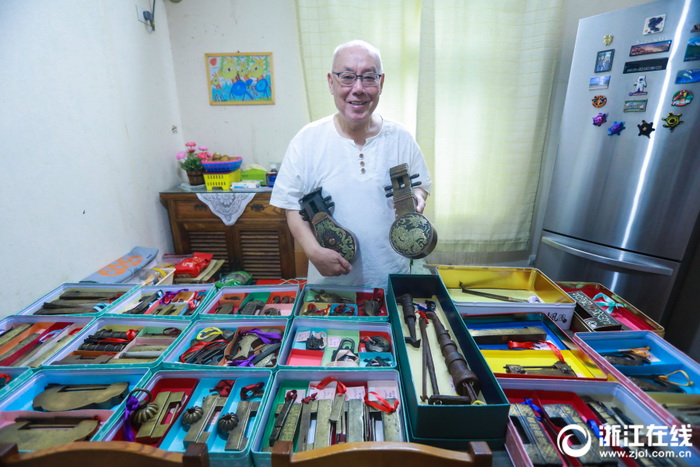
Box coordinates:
[541,236,673,276]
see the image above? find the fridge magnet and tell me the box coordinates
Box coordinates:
[205,52,275,105]
[589,75,610,90]
[591,95,607,108]
[607,121,625,136]
[662,112,684,132]
[628,75,648,96]
[675,69,700,84]
[684,37,700,62]
[594,49,615,73]
[592,113,608,127]
[624,100,648,112]
[642,14,666,35]
[692,24,700,33]
[630,40,672,56]
[672,89,694,107]
[603,34,614,46]
[637,120,655,138]
[623,57,669,74]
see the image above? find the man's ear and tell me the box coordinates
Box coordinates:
[327,72,334,94]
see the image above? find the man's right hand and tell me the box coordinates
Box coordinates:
[307,246,352,276]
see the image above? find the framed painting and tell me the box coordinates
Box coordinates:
[205,52,274,105]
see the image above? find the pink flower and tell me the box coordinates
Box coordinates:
[198,146,208,151]
[176,151,187,160]
[197,152,211,160]
[185,142,197,148]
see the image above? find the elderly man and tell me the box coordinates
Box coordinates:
[270,40,431,289]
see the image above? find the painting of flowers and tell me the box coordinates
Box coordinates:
[206,52,274,105]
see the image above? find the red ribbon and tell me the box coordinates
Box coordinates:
[364,391,399,413]
[311,376,347,395]
[240,382,265,400]
[212,379,236,397]
[178,339,227,362]
[507,340,565,363]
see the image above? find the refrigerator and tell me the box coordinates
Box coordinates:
[535,0,700,340]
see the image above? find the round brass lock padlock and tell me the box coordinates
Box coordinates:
[389,212,438,259]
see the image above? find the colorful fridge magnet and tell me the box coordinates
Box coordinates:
[628,75,648,96]
[637,120,655,138]
[603,34,614,46]
[662,113,684,131]
[624,100,647,112]
[592,95,607,108]
[608,121,625,135]
[684,37,700,62]
[675,69,700,84]
[630,40,672,56]
[672,89,694,107]
[623,58,669,74]
[589,75,610,90]
[595,49,615,73]
[643,15,666,35]
[592,113,608,127]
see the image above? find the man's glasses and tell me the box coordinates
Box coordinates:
[332,72,383,87]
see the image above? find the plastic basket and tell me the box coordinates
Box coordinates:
[201,157,242,172]
[203,170,241,190]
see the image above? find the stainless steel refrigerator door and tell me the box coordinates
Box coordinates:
[536,232,679,323]
[543,0,700,261]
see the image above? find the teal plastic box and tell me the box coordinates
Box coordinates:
[162,318,290,371]
[387,274,510,440]
[15,282,138,317]
[41,317,192,369]
[278,317,396,370]
[0,367,150,452]
[98,368,272,467]
[295,284,389,321]
[251,369,406,466]
[197,285,301,319]
[103,284,213,318]
[0,367,32,400]
[0,314,95,369]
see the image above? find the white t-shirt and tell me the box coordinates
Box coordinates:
[270,115,432,289]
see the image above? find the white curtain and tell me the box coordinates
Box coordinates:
[296,0,563,265]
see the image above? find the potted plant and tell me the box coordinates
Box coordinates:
[177,142,211,185]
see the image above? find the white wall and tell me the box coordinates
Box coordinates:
[0,0,184,316]
[163,0,309,169]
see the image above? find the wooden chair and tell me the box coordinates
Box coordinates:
[271,440,493,467]
[0,441,209,467]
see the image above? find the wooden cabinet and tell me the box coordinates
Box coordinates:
[160,191,306,279]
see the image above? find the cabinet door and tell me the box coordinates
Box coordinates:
[233,222,295,278]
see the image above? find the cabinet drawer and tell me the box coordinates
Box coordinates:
[171,193,280,221]
[174,200,218,219]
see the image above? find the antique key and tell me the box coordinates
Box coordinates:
[384,163,437,259]
[299,188,357,263]
[504,361,576,377]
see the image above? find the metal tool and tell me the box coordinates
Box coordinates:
[397,293,420,348]
[135,391,186,444]
[426,311,480,403]
[504,361,576,377]
[33,382,129,412]
[509,404,561,466]
[0,417,100,451]
[224,400,260,451]
[459,286,527,303]
[568,290,623,331]
[469,326,548,345]
[419,315,439,402]
[268,390,298,447]
[183,395,227,446]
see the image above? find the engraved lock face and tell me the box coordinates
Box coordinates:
[389,212,437,259]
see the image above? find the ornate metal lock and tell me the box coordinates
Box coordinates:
[384,163,437,259]
[299,188,357,263]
